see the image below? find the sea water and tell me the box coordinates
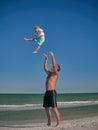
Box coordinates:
[0,93,98,124]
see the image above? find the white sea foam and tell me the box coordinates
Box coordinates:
[0,101,98,110]
[57,101,98,108]
[0,104,43,110]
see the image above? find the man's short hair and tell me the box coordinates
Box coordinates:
[57,64,61,72]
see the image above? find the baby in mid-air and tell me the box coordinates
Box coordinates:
[24,25,45,54]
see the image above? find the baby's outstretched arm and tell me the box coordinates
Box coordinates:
[24,38,34,41]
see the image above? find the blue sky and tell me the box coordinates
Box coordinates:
[0,0,98,93]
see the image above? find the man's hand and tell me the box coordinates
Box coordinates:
[43,54,48,60]
[50,51,54,57]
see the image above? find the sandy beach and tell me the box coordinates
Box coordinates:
[0,116,98,130]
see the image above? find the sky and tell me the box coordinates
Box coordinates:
[0,0,98,93]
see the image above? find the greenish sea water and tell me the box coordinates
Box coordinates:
[0,93,98,124]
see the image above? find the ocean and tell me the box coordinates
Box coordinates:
[0,93,98,125]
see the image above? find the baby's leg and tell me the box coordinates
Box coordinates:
[32,45,41,53]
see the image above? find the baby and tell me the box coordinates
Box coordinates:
[24,25,45,53]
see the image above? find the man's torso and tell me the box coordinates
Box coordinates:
[46,72,58,91]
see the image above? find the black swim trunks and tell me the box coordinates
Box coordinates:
[43,90,57,108]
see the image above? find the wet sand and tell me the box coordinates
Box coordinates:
[0,115,98,130]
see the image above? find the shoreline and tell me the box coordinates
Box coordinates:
[0,115,98,130]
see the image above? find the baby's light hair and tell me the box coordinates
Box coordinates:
[34,25,40,30]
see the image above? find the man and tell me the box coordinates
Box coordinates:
[43,51,61,127]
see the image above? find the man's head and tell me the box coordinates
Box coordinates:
[57,64,60,72]
[51,64,61,72]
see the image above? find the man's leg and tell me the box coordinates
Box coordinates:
[52,107,61,127]
[45,107,51,126]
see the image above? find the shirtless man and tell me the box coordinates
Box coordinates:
[43,51,61,127]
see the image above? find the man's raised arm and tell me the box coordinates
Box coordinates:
[43,54,49,74]
[49,51,57,67]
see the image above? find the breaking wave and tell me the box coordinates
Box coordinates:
[0,101,98,111]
